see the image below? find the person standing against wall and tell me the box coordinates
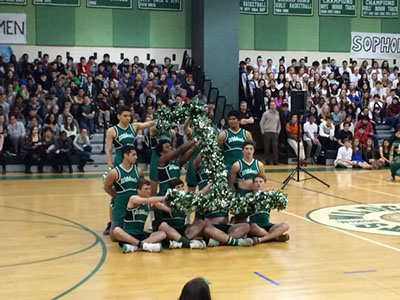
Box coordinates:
[259,101,281,165]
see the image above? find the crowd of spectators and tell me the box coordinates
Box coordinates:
[0,53,212,174]
[238,56,400,175]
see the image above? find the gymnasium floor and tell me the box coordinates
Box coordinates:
[0,167,399,300]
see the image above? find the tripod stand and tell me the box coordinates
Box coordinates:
[282,113,330,190]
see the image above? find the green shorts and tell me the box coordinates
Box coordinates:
[149,151,159,180]
[185,163,198,187]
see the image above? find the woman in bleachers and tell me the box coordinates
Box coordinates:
[351,137,371,169]
[73,127,92,172]
[22,125,41,174]
[0,114,7,174]
[44,113,59,136]
[60,115,78,141]
[379,139,392,168]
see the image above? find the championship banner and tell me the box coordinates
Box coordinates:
[274,0,313,16]
[351,32,400,59]
[0,0,26,5]
[0,13,26,44]
[240,0,268,14]
[33,0,80,6]
[87,0,132,9]
[138,0,181,11]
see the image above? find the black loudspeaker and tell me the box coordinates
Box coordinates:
[290,90,307,115]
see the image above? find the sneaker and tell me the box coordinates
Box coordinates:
[142,242,162,252]
[252,237,261,245]
[238,238,254,247]
[122,244,138,253]
[276,234,290,242]
[169,240,183,249]
[190,240,206,249]
[387,176,395,182]
[103,222,111,235]
[207,238,220,247]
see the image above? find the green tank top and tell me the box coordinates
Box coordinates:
[223,128,246,168]
[161,210,186,229]
[150,130,172,149]
[196,163,208,191]
[123,203,151,234]
[113,164,140,195]
[113,124,136,166]
[237,159,260,180]
[249,210,271,227]
[112,164,140,222]
[158,160,181,196]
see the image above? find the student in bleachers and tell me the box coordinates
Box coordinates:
[0,114,6,174]
[73,127,92,172]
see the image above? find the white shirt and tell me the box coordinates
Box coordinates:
[350,73,361,84]
[319,66,332,77]
[370,87,386,98]
[319,121,335,138]
[335,146,353,164]
[303,121,318,141]
[339,67,352,75]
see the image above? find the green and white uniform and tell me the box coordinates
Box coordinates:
[249,209,274,229]
[123,203,151,234]
[157,160,181,196]
[161,210,186,232]
[196,163,209,191]
[223,128,247,173]
[186,132,200,187]
[237,158,260,196]
[113,124,136,166]
[112,164,140,224]
[149,130,173,180]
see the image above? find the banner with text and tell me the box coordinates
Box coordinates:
[351,32,400,59]
[138,0,181,11]
[87,0,132,9]
[274,0,313,15]
[361,0,398,18]
[319,0,356,16]
[0,13,26,44]
[240,0,268,14]
[34,0,79,6]
[0,0,26,5]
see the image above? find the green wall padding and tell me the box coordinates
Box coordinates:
[239,14,255,50]
[381,18,400,34]
[255,14,287,50]
[113,9,150,47]
[319,17,351,52]
[36,6,75,45]
[351,16,381,33]
[149,10,187,48]
[74,6,113,46]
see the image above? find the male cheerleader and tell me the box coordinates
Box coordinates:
[113,179,171,253]
[158,179,206,249]
[229,140,265,196]
[217,110,252,174]
[103,105,154,235]
[103,145,144,242]
[249,174,290,244]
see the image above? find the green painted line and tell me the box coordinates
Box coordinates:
[0,205,107,299]
[0,220,95,268]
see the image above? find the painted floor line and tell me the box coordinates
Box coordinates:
[344,269,377,274]
[253,272,280,286]
[350,185,400,199]
[282,211,400,253]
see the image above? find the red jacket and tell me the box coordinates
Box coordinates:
[354,131,368,146]
[355,120,374,137]
[388,103,400,116]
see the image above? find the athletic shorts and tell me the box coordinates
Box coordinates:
[257,224,275,233]
[237,188,252,197]
[195,212,205,220]
[118,232,151,247]
[174,225,187,236]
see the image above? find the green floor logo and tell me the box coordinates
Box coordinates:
[307,203,400,236]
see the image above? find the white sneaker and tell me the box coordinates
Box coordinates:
[207,238,220,247]
[142,242,162,252]
[169,240,183,249]
[190,240,206,249]
[387,176,395,182]
[122,244,138,253]
[238,238,254,247]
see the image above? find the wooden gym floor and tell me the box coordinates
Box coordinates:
[0,167,399,300]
